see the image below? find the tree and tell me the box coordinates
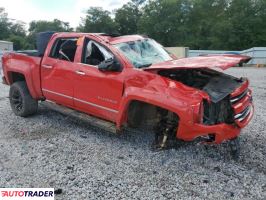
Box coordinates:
[255,0,266,47]
[2,0,266,51]
[132,0,146,6]
[10,21,27,37]
[223,0,266,50]
[138,0,192,46]
[6,35,29,50]
[77,7,117,33]
[28,19,73,34]
[27,19,73,48]
[0,8,29,50]
[0,7,12,40]
[115,2,141,35]
[185,0,230,50]
[6,21,29,50]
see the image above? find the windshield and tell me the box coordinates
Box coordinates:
[114,39,172,68]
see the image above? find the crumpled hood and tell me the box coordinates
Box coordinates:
[143,54,251,71]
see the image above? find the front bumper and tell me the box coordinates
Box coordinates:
[176,79,254,144]
[176,104,254,144]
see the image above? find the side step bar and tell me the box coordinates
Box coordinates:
[40,101,118,134]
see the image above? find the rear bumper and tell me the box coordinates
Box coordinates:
[176,104,254,144]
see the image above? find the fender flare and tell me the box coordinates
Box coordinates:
[115,87,192,129]
[6,68,40,99]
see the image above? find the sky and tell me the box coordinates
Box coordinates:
[0,0,130,28]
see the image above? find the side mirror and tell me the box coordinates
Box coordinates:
[98,58,121,72]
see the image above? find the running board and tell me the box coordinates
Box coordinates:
[40,101,118,134]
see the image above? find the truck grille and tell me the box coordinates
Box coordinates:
[234,106,251,122]
[230,87,252,125]
[230,89,248,104]
[203,98,235,125]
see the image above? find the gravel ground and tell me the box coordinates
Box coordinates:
[0,67,265,200]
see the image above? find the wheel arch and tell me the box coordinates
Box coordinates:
[116,95,181,130]
[8,71,26,84]
[7,70,40,99]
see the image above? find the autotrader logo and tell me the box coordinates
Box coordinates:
[0,188,54,199]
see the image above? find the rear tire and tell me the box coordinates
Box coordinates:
[9,81,38,117]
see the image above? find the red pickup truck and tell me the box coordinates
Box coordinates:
[2,32,253,151]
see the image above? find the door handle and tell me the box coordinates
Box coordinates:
[42,64,53,69]
[75,70,86,76]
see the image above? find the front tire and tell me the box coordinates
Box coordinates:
[9,81,38,117]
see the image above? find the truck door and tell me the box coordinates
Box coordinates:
[41,37,79,106]
[73,37,124,122]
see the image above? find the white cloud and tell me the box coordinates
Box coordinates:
[0,0,130,28]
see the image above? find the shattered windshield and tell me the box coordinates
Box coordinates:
[114,39,172,68]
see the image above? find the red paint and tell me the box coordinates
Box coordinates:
[143,54,252,71]
[1,33,254,144]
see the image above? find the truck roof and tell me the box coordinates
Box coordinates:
[52,32,146,45]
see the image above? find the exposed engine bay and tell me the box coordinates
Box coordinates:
[158,68,244,125]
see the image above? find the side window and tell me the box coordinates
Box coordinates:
[49,38,78,62]
[82,39,113,66]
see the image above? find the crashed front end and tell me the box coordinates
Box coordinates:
[177,78,253,144]
[145,55,254,144]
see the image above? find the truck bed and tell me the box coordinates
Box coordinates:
[2,52,43,99]
[16,50,40,57]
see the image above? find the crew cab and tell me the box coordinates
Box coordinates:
[1,32,254,151]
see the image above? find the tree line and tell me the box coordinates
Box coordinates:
[1,0,266,51]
